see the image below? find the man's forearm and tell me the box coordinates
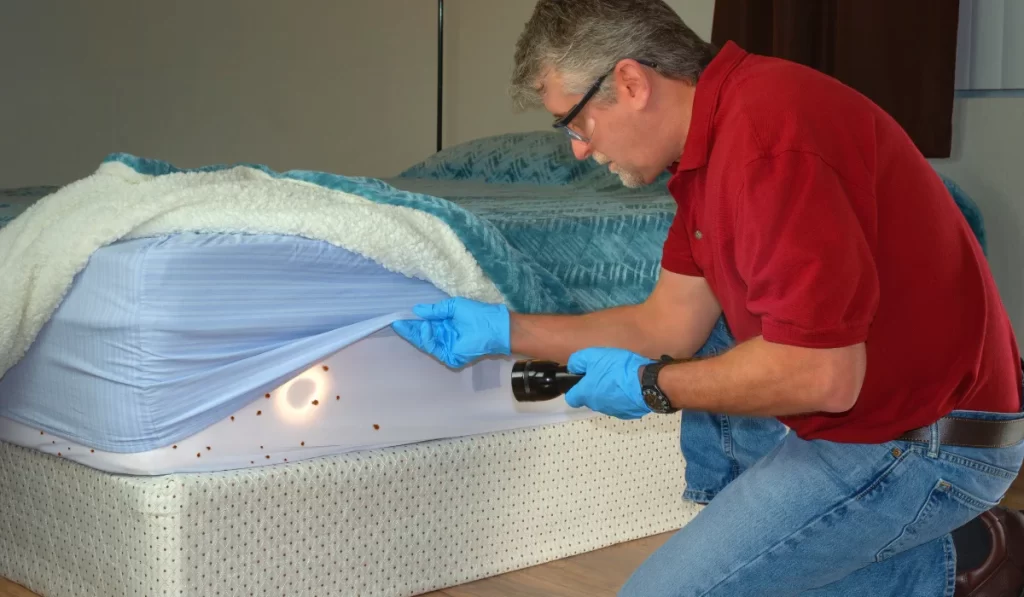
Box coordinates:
[657,337,866,416]
[510,306,643,364]
[510,305,701,364]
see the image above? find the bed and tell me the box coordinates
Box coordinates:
[0,132,720,597]
[0,131,988,597]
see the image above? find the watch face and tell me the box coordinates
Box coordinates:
[643,389,663,411]
[643,387,676,414]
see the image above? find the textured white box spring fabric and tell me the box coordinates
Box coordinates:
[0,413,700,597]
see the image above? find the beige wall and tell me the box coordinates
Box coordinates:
[0,0,714,188]
[440,0,715,146]
[0,0,439,187]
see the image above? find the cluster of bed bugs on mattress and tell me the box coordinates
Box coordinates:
[39,362,387,465]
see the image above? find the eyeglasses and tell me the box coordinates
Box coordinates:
[552,58,657,144]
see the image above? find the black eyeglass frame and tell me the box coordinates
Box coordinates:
[552,58,658,143]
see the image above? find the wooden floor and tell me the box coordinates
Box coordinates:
[0,579,34,597]
[3,484,1023,597]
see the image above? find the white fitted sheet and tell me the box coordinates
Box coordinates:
[0,231,471,453]
[0,331,595,475]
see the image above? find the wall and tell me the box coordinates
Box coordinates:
[0,0,713,187]
[0,0,439,187]
[440,0,716,146]
[931,97,1024,339]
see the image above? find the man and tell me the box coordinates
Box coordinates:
[393,1,1024,594]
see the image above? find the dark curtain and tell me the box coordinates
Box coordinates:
[711,0,960,158]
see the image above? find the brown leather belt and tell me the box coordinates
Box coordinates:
[896,360,1024,449]
[896,415,1024,449]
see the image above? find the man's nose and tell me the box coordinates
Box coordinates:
[571,139,592,160]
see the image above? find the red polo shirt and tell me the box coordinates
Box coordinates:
[664,41,1021,443]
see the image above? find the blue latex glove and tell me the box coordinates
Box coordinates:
[391,297,511,368]
[565,348,657,419]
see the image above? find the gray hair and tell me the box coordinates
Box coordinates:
[510,0,716,111]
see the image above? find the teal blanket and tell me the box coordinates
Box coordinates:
[1,131,988,359]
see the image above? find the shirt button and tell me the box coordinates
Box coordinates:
[694,230,703,240]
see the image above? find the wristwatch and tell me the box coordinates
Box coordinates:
[640,355,680,414]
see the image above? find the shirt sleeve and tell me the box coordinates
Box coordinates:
[734,151,880,348]
[661,211,703,277]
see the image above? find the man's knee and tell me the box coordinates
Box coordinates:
[615,527,715,597]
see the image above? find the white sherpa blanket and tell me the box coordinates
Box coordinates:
[0,159,504,379]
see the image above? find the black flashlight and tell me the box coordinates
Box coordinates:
[510,359,583,402]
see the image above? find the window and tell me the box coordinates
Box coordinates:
[955,0,1024,91]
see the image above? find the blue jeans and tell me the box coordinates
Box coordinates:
[622,407,1024,596]
[680,323,790,505]
[678,411,789,504]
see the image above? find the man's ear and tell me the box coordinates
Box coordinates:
[614,59,653,109]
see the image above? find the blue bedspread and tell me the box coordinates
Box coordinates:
[0,186,57,228]
[383,178,677,314]
[1,132,989,360]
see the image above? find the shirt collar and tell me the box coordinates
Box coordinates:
[671,41,749,173]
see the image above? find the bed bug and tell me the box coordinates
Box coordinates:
[312,400,319,406]
[373,424,380,430]
[322,365,329,371]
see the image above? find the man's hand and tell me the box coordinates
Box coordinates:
[564,348,656,419]
[391,297,511,368]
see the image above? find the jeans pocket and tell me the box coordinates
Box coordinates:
[874,478,1000,563]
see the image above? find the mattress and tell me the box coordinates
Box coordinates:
[0,231,603,470]
[0,412,702,597]
[0,159,735,470]
[0,330,593,475]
